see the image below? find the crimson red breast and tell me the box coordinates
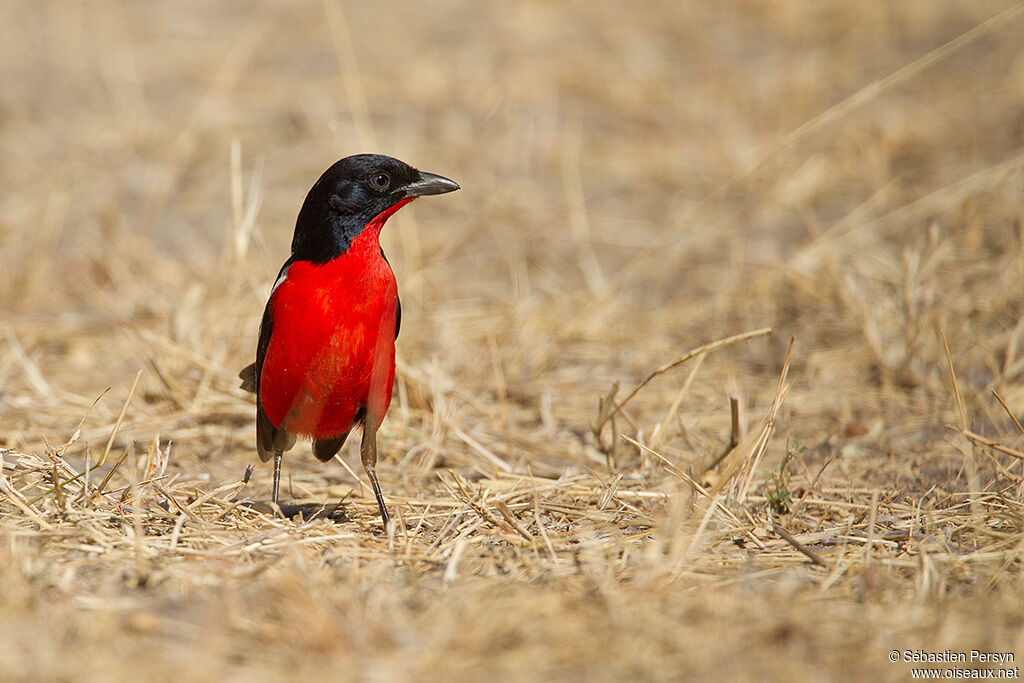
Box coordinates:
[239,154,459,526]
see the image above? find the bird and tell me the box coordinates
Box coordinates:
[239,154,459,527]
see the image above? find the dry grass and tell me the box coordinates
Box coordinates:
[3,1,1024,680]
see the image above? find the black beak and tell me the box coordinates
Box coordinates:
[401,171,460,198]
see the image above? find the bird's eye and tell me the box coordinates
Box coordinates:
[369,173,391,191]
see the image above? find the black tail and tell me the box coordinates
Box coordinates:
[313,433,350,462]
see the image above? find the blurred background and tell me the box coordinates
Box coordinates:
[2,1,1024,679]
[2,1,1022,446]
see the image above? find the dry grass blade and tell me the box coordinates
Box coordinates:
[702,396,742,474]
[98,371,142,467]
[323,0,377,149]
[992,390,1024,436]
[622,435,767,550]
[940,328,969,431]
[3,324,51,398]
[649,352,706,452]
[733,337,795,502]
[770,524,829,568]
[594,327,771,436]
[947,425,1024,462]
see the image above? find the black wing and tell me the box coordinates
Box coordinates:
[380,248,401,340]
[239,262,296,462]
[395,294,401,339]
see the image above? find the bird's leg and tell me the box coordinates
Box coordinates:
[272,450,283,511]
[360,419,390,527]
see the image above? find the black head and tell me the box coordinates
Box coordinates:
[290,154,459,263]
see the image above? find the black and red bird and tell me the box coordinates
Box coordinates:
[239,154,459,526]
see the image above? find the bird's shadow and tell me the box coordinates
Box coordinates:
[238,500,350,523]
[227,466,350,523]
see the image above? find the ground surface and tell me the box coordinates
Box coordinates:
[2,1,1024,681]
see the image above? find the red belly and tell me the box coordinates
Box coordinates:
[259,231,397,438]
